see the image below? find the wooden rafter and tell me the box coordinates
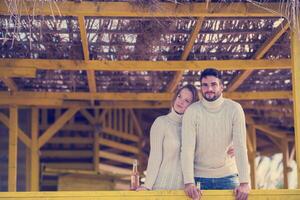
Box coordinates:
[227,21,289,92]
[0,67,36,78]
[167,18,204,92]
[0,58,291,71]
[78,16,97,95]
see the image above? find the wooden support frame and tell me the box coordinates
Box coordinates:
[38,108,79,148]
[282,139,289,189]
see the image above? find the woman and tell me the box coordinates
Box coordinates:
[138,84,199,190]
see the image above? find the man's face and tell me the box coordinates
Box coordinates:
[200,75,223,102]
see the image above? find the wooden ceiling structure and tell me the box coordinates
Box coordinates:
[0,0,299,191]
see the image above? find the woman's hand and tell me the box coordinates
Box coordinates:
[227,146,235,158]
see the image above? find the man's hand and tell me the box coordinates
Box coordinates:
[184,183,201,200]
[234,183,250,200]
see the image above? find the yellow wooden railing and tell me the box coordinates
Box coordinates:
[0,190,300,200]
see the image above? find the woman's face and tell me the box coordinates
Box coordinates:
[173,88,193,114]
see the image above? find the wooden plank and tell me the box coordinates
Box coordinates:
[0,189,300,199]
[227,21,289,92]
[98,164,131,176]
[102,127,139,142]
[255,124,287,139]
[99,138,139,154]
[38,108,79,148]
[167,18,204,92]
[99,151,134,165]
[0,67,36,78]
[0,2,284,17]
[0,98,63,106]
[41,150,93,158]
[30,108,39,191]
[291,28,300,189]
[0,58,291,71]
[8,106,18,192]
[48,137,93,144]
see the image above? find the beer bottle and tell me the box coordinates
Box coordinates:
[130,159,140,190]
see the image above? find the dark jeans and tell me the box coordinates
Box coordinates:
[194,174,239,190]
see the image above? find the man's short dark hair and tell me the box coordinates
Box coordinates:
[200,68,222,82]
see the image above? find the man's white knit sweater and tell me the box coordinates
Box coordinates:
[181,95,250,184]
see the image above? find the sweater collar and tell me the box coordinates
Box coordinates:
[167,108,183,123]
[202,94,224,112]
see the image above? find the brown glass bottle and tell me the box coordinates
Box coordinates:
[130,159,140,190]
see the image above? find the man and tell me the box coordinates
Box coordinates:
[181,68,250,200]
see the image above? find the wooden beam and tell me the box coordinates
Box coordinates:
[98,163,131,176]
[291,26,300,189]
[227,21,289,92]
[102,127,139,142]
[48,137,93,144]
[247,124,256,189]
[0,112,31,148]
[0,98,63,106]
[0,78,17,91]
[38,108,79,148]
[0,67,36,78]
[41,150,93,158]
[282,139,289,189]
[0,58,291,71]
[255,124,287,139]
[0,91,292,102]
[80,109,96,125]
[99,151,134,165]
[8,106,18,192]
[99,138,139,154]
[30,108,39,191]
[94,131,100,172]
[167,18,204,92]
[0,2,284,17]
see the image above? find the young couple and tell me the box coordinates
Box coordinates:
[138,68,250,200]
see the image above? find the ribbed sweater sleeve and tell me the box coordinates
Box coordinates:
[144,118,165,189]
[181,106,196,184]
[232,103,250,183]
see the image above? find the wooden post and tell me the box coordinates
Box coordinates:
[30,108,39,191]
[93,125,100,172]
[281,138,289,189]
[291,27,300,189]
[248,125,257,189]
[25,147,31,191]
[8,106,18,191]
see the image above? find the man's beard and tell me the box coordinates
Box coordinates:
[203,92,221,102]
